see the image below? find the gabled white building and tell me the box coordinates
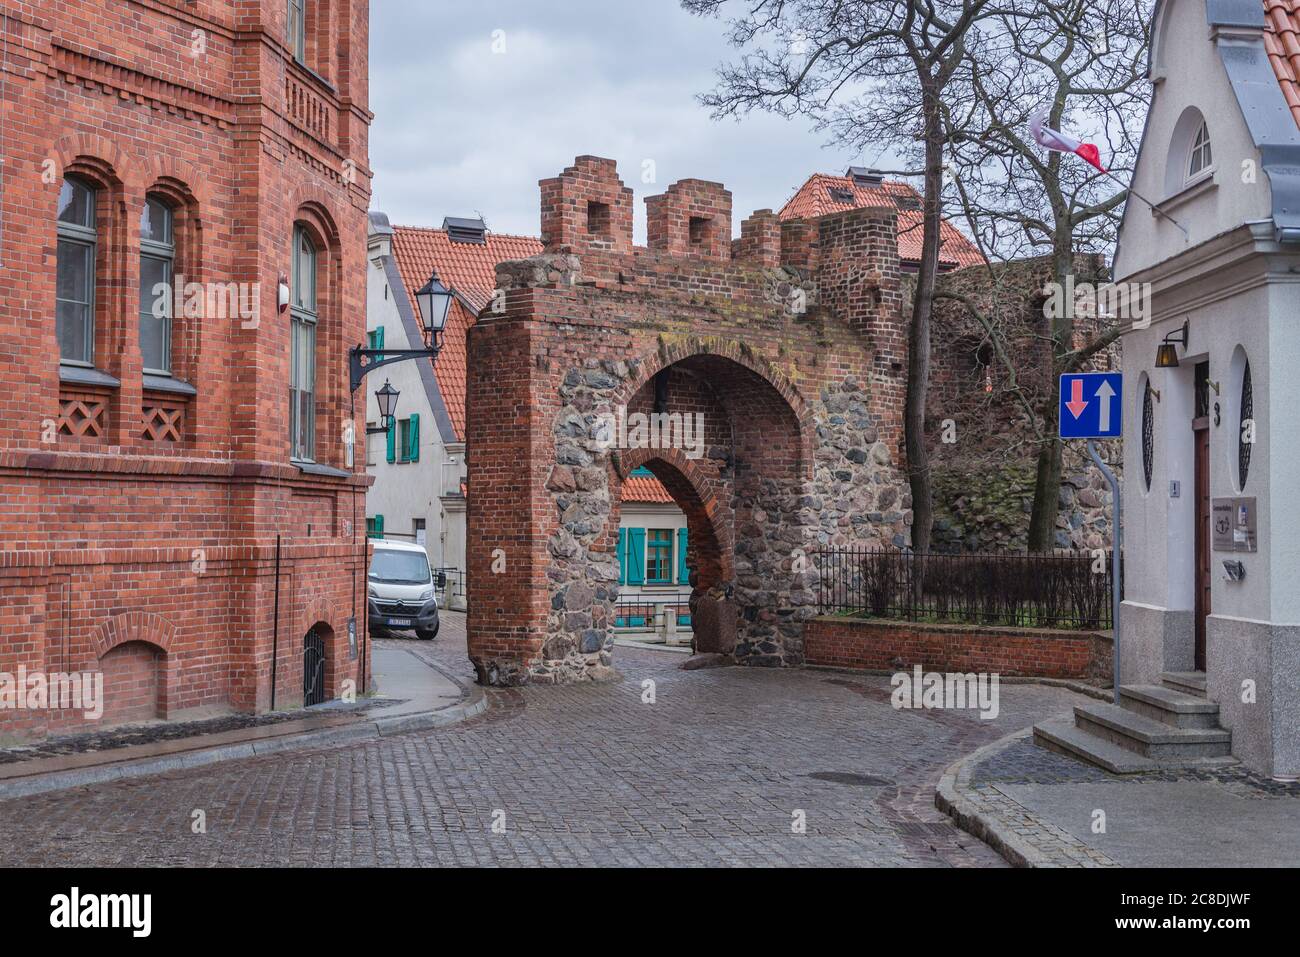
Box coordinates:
[1106,0,1300,778]
[365,212,470,606]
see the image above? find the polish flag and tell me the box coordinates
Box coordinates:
[1029,109,1107,173]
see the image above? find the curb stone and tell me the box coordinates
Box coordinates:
[935,729,1047,868]
[934,726,1122,869]
[0,660,487,802]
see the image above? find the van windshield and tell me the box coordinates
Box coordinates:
[369,550,431,584]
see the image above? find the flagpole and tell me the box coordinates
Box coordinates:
[1098,168,1189,239]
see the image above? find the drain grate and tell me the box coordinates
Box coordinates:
[807,771,894,787]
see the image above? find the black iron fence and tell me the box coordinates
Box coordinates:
[435,566,466,609]
[816,547,1115,630]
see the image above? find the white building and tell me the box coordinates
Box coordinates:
[1092,0,1300,779]
[615,468,694,645]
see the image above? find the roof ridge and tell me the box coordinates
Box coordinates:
[391,223,542,243]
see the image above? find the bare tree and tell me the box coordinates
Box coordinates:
[683,0,1002,558]
[939,0,1151,550]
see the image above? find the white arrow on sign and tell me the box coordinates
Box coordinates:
[1095,379,1117,433]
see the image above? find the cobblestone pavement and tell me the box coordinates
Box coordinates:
[0,615,1092,867]
[948,733,1300,867]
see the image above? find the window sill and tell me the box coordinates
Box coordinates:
[289,56,336,94]
[1156,173,1217,215]
[59,364,121,389]
[296,461,352,479]
[142,374,197,396]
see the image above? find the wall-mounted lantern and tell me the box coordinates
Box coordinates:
[1155,319,1190,368]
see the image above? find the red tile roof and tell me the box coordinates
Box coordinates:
[620,475,675,504]
[390,226,543,442]
[778,173,985,269]
[1264,0,1300,128]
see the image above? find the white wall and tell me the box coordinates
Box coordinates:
[365,232,448,568]
[1114,0,1270,282]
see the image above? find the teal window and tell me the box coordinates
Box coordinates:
[397,414,420,463]
[647,529,673,584]
[367,515,384,539]
[677,528,690,585]
[368,326,385,361]
[624,528,645,586]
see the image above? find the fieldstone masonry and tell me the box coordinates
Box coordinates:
[465,156,914,685]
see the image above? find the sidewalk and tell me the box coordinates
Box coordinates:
[0,639,483,800]
[938,728,1300,867]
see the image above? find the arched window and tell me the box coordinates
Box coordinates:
[139,196,175,375]
[1142,378,1155,491]
[290,224,318,461]
[1239,359,1253,491]
[1188,121,1212,179]
[56,176,98,365]
[288,0,306,62]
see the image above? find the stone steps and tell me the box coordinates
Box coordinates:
[1119,684,1222,729]
[1162,671,1208,698]
[1032,675,1235,771]
[1074,702,1232,760]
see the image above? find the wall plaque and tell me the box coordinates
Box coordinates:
[1212,497,1257,553]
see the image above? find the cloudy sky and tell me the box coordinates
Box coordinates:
[369,0,897,242]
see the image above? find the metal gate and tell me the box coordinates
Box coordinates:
[303,626,327,707]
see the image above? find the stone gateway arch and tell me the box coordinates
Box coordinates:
[465,156,912,685]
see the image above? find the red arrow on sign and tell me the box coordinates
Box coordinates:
[1066,378,1089,419]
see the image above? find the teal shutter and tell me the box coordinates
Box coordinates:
[368,514,384,539]
[677,528,690,584]
[377,326,385,360]
[616,528,627,585]
[408,413,420,462]
[626,528,646,585]
[385,417,396,463]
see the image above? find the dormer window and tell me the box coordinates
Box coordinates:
[1188,121,1212,179]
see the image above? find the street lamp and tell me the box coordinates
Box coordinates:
[367,379,400,436]
[349,270,454,393]
[414,270,453,340]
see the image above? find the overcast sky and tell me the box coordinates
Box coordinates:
[369,0,897,242]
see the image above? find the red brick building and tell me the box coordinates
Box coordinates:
[0,1,372,741]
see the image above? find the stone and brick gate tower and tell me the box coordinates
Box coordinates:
[465,156,912,685]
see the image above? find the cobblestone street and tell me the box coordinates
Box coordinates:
[0,614,1091,867]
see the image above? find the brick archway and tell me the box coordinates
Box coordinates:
[90,612,177,721]
[466,155,913,686]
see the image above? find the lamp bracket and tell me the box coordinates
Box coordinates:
[349,343,442,394]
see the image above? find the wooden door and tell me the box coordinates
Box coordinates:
[1194,423,1210,672]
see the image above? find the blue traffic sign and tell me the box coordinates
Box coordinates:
[1060,372,1123,439]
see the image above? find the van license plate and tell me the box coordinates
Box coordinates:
[387,618,412,628]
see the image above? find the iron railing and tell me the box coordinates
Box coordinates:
[816,547,1115,630]
[434,566,466,609]
[613,596,693,635]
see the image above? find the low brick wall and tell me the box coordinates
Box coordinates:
[804,616,1112,682]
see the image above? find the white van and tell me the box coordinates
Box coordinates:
[367,540,440,640]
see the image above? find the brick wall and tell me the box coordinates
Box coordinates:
[804,617,1112,682]
[0,1,373,741]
